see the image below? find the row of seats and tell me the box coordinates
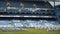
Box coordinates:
[0,20,9,25]
[0,20,59,27]
[0,10,55,16]
[0,1,52,8]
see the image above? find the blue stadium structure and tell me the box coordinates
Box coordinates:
[0,0,60,30]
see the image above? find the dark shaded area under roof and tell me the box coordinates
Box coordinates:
[0,0,43,1]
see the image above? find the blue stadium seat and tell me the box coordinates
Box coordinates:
[0,2,6,8]
[10,2,20,8]
[6,9,18,12]
[0,2,6,12]
[0,20,8,25]
[24,2,33,8]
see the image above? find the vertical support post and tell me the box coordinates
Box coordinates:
[54,0,60,24]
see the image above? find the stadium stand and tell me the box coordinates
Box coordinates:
[0,0,60,32]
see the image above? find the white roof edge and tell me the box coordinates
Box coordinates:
[49,1,60,7]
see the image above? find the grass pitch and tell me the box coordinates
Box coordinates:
[0,28,60,34]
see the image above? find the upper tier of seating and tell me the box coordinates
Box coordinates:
[0,1,52,8]
[0,1,53,12]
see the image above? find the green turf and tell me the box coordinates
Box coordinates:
[0,28,60,34]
